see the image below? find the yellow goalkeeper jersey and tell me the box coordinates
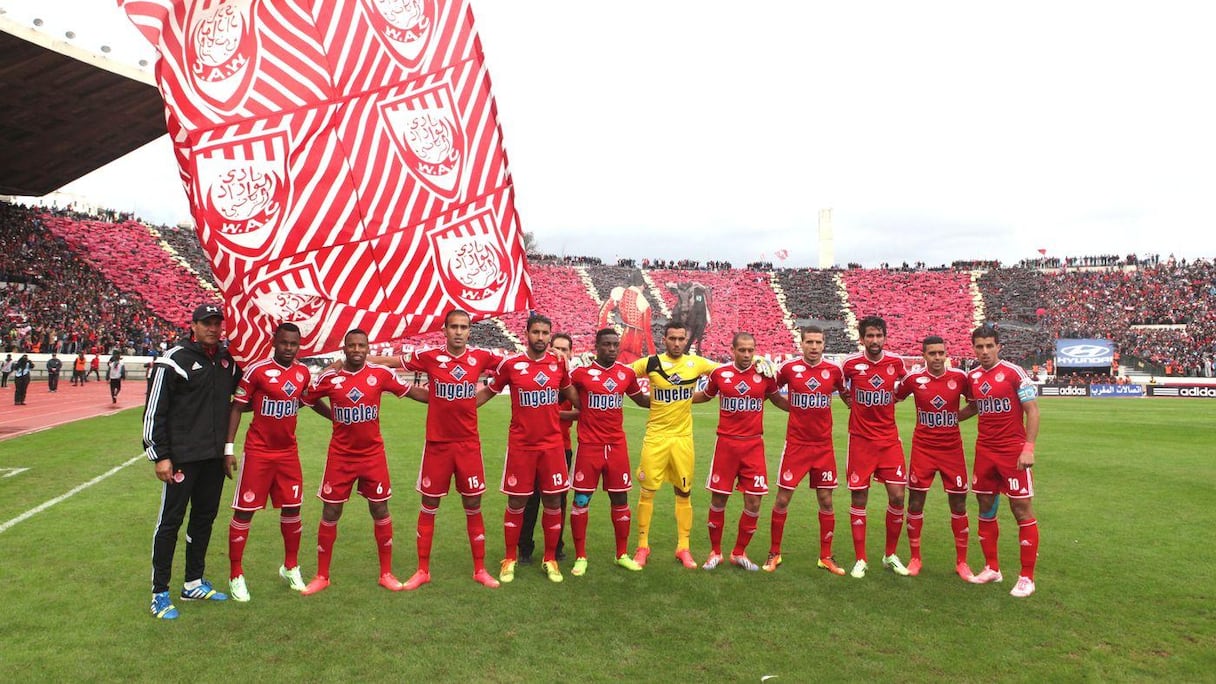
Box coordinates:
[632,353,718,438]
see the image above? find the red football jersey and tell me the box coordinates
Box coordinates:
[964,360,1033,449]
[703,364,779,438]
[896,367,967,451]
[570,361,642,445]
[841,352,907,445]
[486,352,572,450]
[304,363,410,457]
[233,358,316,454]
[401,347,501,443]
[778,357,845,444]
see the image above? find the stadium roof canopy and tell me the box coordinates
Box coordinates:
[0,16,165,197]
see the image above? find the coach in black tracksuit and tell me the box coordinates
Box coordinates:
[144,304,241,599]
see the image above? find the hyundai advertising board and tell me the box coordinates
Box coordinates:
[1055,339,1115,368]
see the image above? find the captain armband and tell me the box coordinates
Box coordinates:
[1017,384,1037,403]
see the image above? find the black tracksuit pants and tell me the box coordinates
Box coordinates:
[150,459,225,594]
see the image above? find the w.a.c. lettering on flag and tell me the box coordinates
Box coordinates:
[120,0,532,363]
[192,130,290,260]
[359,0,438,68]
[380,82,466,201]
[184,0,260,112]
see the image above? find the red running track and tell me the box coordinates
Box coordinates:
[0,378,142,442]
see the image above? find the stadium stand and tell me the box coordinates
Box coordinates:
[3,199,1212,374]
[583,264,668,351]
[772,269,856,354]
[1042,261,1216,375]
[976,266,1053,365]
[647,268,790,361]
[498,264,603,351]
[152,223,214,283]
[840,269,976,357]
[42,214,217,326]
[1,203,179,355]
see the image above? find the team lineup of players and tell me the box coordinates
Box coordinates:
[225,310,1041,601]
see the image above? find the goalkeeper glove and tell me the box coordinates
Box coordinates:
[752,356,776,378]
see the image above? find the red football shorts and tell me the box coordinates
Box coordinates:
[907,441,969,494]
[705,435,768,496]
[971,442,1034,499]
[416,440,487,498]
[501,445,570,496]
[846,435,907,489]
[572,441,632,493]
[231,449,303,511]
[317,450,392,503]
[776,440,838,490]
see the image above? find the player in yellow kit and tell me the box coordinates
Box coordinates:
[630,320,718,569]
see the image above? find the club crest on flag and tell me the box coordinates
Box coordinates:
[380,82,466,200]
[427,208,510,313]
[185,0,260,112]
[360,0,437,68]
[194,130,290,260]
[245,262,329,340]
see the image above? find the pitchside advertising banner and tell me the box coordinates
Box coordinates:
[1090,384,1145,397]
[1038,385,1091,397]
[1055,339,1115,368]
[1146,385,1216,398]
[120,0,531,363]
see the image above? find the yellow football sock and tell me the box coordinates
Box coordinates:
[636,488,655,549]
[675,493,693,551]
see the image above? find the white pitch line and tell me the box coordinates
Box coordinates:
[0,454,143,534]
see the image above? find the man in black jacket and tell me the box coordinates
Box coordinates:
[144,304,242,620]
[46,353,62,392]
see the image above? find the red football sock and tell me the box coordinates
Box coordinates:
[1018,518,1039,580]
[950,512,970,565]
[707,505,726,555]
[317,519,338,579]
[769,506,788,555]
[542,507,563,562]
[416,506,437,573]
[570,505,589,558]
[732,508,759,556]
[465,506,487,572]
[850,506,868,562]
[228,518,250,579]
[373,516,394,575]
[906,511,924,561]
[979,516,1000,571]
[610,505,631,558]
[818,510,835,559]
[503,506,523,561]
[280,513,302,570]
[884,506,904,557]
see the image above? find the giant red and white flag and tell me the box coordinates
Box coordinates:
[119,0,531,362]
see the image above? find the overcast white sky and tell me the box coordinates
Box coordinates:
[11,0,1216,267]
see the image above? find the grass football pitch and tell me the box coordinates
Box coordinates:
[1,397,1213,681]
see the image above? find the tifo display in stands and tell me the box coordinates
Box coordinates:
[1,200,1213,378]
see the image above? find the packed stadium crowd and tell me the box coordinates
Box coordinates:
[0,203,180,355]
[2,199,1212,378]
